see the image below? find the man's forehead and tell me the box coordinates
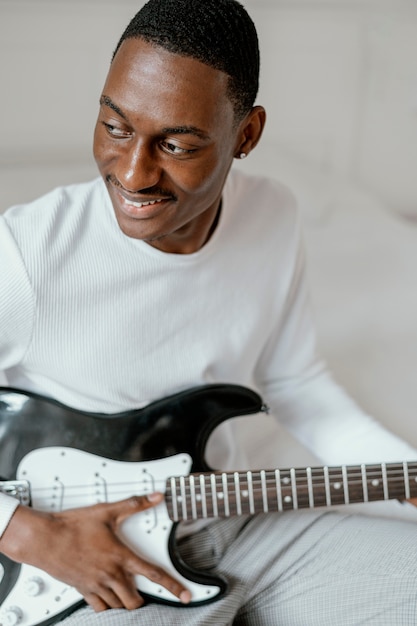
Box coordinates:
[109,38,230,93]
[103,38,235,126]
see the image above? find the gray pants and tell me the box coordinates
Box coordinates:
[61,511,417,625]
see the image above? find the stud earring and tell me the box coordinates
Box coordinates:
[239,152,247,159]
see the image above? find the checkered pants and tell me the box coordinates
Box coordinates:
[60,510,417,625]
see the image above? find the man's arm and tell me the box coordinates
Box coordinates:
[254,214,417,466]
[0,493,191,612]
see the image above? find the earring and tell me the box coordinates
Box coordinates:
[239,152,247,159]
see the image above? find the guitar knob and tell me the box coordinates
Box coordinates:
[1,606,23,625]
[24,575,45,597]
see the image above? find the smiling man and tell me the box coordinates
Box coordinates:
[1,1,417,625]
[94,36,264,252]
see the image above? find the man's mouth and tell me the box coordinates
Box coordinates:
[112,186,174,220]
[125,198,164,209]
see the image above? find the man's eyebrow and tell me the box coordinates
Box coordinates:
[161,126,210,141]
[99,95,127,120]
[99,96,209,140]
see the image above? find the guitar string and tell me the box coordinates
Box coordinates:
[23,466,417,492]
[25,474,416,507]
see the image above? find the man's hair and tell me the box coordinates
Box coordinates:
[113,0,260,121]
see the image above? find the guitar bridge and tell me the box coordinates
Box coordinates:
[0,480,30,505]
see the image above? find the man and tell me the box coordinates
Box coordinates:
[1,0,417,624]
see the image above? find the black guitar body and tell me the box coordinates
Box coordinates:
[0,383,264,621]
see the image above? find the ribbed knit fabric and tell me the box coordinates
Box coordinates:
[0,496,19,536]
[1,169,416,536]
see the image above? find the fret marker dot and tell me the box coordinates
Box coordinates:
[333,482,341,490]
[371,479,379,487]
[282,477,290,485]
[217,493,224,499]
[284,495,292,503]
[242,490,249,498]
[177,496,183,502]
[196,494,202,501]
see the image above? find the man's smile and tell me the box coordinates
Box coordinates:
[113,187,173,219]
[126,199,164,208]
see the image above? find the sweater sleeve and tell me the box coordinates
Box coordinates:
[254,218,417,466]
[0,216,35,370]
[0,493,19,538]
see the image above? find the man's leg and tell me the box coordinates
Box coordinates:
[229,512,417,625]
[60,511,417,625]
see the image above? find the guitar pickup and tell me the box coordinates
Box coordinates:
[0,480,31,506]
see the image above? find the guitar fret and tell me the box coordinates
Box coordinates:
[306,467,314,508]
[361,464,369,502]
[170,477,179,521]
[290,468,298,510]
[222,473,230,517]
[200,475,207,518]
[323,466,331,506]
[234,472,242,515]
[235,474,249,515]
[180,475,188,521]
[210,474,218,517]
[403,462,410,500]
[189,475,197,520]
[342,465,349,504]
[247,471,255,514]
[381,463,389,500]
[275,469,283,511]
[260,470,268,512]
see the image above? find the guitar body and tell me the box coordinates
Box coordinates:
[0,384,264,625]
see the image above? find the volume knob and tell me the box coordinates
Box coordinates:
[2,606,23,625]
[24,576,45,597]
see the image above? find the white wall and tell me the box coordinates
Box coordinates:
[1,0,417,216]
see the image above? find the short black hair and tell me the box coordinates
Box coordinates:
[113,0,260,121]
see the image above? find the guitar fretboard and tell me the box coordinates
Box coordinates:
[165,462,417,522]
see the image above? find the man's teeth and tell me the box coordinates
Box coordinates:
[127,199,164,208]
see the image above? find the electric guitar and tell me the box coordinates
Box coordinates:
[0,384,416,626]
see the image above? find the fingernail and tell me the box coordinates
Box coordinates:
[147,492,163,502]
[180,590,192,604]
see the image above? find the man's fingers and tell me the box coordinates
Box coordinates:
[96,494,192,606]
[84,593,111,612]
[125,556,192,605]
[84,579,143,612]
[110,493,164,524]
[111,577,146,610]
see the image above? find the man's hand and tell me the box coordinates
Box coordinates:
[0,493,192,612]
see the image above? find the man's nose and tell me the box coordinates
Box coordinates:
[116,141,161,192]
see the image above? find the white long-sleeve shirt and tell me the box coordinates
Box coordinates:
[0,169,415,535]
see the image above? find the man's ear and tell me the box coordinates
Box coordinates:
[234,106,266,160]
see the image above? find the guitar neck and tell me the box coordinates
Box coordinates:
[165,462,417,522]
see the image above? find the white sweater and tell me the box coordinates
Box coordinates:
[0,169,415,535]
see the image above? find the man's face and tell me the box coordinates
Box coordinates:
[93,38,242,254]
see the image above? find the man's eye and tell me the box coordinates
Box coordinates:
[102,122,131,138]
[162,141,195,155]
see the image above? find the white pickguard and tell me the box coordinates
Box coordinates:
[0,448,221,626]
